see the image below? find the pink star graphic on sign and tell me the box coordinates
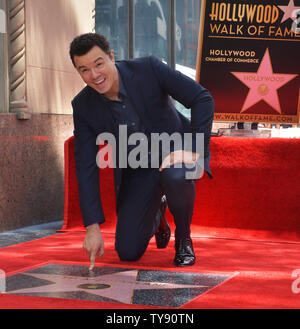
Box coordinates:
[231,48,298,114]
[278,0,300,23]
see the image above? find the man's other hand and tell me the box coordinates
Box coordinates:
[159,150,200,172]
[83,223,104,270]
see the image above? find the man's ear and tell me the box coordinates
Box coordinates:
[109,50,115,63]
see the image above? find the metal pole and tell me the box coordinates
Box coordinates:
[128,0,134,59]
[169,0,175,69]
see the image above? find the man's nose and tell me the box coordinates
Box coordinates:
[91,68,99,79]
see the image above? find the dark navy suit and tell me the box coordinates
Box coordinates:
[72,55,214,260]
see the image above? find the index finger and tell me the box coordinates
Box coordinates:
[89,251,96,271]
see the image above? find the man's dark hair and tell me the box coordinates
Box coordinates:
[69,33,111,67]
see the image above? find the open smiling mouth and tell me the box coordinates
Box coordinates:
[94,78,105,86]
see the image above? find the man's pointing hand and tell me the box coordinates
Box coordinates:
[83,223,104,270]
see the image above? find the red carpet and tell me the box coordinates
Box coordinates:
[1,136,300,309]
[1,231,300,308]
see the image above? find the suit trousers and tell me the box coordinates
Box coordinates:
[114,164,199,261]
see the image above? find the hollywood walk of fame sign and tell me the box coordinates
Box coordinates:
[196,0,300,123]
[4,263,233,307]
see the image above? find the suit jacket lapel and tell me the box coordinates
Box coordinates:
[116,61,153,133]
[87,86,117,135]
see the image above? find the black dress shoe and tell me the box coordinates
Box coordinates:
[155,196,171,249]
[173,237,195,267]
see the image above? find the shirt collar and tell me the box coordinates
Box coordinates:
[117,68,127,99]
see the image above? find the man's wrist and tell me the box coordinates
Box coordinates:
[182,150,200,161]
[86,223,100,232]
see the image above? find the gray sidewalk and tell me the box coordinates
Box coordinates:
[0,221,63,248]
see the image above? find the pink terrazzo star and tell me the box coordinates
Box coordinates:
[7,270,205,304]
[231,48,298,113]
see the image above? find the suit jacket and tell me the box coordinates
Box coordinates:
[72,55,214,227]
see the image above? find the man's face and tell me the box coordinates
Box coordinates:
[74,46,119,99]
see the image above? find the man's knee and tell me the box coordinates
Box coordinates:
[160,165,191,188]
[115,240,147,262]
